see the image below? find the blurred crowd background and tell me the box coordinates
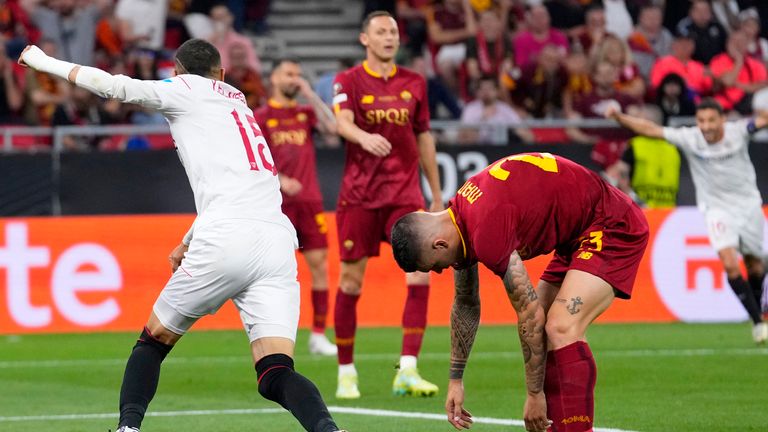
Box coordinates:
[0,0,767,152]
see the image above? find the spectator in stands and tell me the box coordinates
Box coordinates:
[655,72,696,126]
[592,34,645,100]
[315,58,356,107]
[627,4,673,80]
[51,85,121,150]
[95,3,124,65]
[459,75,532,144]
[739,8,768,65]
[407,54,462,119]
[676,0,727,64]
[0,35,22,124]
[22,0,110,67]
[396,0,430,59]
[465,8,513,94]
[566,61,639,149]
[224,41,267,109]
[183,0,218,39]
[512,44,568,118]
[208,3,261,74]
[115,0,168,51]
[23,38,67,126]
[562,50,591,117]
[513,3,568,68]
[573,4,609,56]
[543,0,586,33]
[425,0,477,92]
[650,33,711,97]
[0,0,38,58]
[710,0,741,33]
[602,0,633,41]
[165,0,191,50]
[710,30,768,115]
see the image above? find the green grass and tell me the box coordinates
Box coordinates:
[1,323,766,431]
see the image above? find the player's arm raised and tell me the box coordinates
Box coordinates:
[446,264,480,430]
[503,250,550,432]
[605,106,665,139]
[299,77,337,135]
[417,131,444,211]
[18,45,178,112]
[335,107,392,157]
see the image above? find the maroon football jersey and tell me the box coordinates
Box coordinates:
[448,153,634,276]
[333,62,430,209]
[254,99,322,203]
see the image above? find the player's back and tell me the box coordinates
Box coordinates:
[162,75,289,230]
[451,153,633,273]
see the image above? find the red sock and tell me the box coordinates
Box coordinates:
[401,284,429,357]
[311,289,328,333]
[545,341,596,432]
[334,290,359,365]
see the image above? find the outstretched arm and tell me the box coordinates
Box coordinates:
[605,106,665,139]
[445,265,480,430]
[503,250,550,432]
[18,45,177,112]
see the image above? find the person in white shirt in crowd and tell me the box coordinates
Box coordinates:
[17,38,345,432]
[459,75,532,145]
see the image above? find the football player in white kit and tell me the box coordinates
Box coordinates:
[18,40,345,432]
[606,98,768,343]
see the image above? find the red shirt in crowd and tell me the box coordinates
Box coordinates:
[254,99,322,204]
[333,62,430,209]
[649,55,711,95]
[709,54,767,111]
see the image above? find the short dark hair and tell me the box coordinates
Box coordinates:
[391,214,423,273]
[696,98,724,115]
[174,39,221,78]
[362,10,394,32]
[271,56,301,74]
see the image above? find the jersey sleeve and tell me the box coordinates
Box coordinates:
[332,71,353,113]
[412,76,430,134]
[662,126,691,150]
[472,212,517,277]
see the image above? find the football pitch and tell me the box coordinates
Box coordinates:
[1,323,766,432]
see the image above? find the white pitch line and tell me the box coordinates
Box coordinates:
[0,406,640,432]
[0,347,766,369]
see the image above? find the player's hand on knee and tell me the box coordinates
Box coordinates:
[523,392,551,432]
[359,133,392,157]
[446,379,473,430]
[168,242,189,273]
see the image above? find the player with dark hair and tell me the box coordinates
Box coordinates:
[332,10,443,399]
[18,39,345,432]
[607,97,768,343]
[254,57,338,356]
[391,153,649,432]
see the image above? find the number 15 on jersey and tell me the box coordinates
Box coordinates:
[231,109,277,175]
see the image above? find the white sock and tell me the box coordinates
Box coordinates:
[338,363,356,377]
[310,331,325,338]
[399,355,417,370]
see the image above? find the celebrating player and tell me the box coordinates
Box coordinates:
[607,99,768,343]
[18,40,345,432]
[332,10,443,399]
[254,57,338,356]
[391,153,650,432]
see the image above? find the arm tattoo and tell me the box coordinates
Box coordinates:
[450,265,480,380]
[503,251,547,394]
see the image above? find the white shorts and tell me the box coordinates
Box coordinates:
[153,219,300,342]
[705,204,765,256]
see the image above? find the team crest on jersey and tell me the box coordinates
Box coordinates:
[297,112,308,122]
[400,90,412,101]
[361,95,375,104]
[343,239,354,250]
[266,118,279,128]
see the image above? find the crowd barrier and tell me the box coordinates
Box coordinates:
[1,208,766,335]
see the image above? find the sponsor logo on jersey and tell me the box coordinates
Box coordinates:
[266,118,279,128]
[269,129,308,146]
[361,95,375,104]
[364,108,410,126]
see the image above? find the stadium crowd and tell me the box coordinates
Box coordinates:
[1,0,768,151]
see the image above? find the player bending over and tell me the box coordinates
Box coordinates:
[19,40,345,432]
[391,153,649,432]
[607,98,768,343]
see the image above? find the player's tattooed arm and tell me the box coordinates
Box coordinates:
[503,250,547,395]
[449,264,480,380]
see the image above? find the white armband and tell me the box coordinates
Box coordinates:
[20,46,76,81]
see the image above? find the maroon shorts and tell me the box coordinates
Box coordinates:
[336,204,423,261]
[540,202,649,299]
[282,201,328,251]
